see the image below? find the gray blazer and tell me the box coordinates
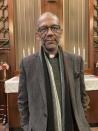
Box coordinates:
[18,51,91,131]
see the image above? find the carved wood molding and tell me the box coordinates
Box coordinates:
[47,0,57,2]
[0,0,9,48]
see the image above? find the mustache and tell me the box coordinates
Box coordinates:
[44,38,58,42]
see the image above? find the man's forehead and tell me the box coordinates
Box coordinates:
[37,13,59,26]
[39,17,59,25]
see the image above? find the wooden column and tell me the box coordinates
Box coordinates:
[8,0,16,76]
[88,0,94,73]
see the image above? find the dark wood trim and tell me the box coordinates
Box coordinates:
[86,90,98,124]
[88,0,94,73]
[7,94,21,128]
[8,0,16,76]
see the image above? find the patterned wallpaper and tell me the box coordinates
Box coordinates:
[0,0,9,48]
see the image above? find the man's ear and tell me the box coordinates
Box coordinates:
[35,32,40,41]
[58,28,63,38]
[60,28,63,35]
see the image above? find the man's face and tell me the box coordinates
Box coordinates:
[37,16,62,52]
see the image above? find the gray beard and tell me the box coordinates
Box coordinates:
[42,44,59,55]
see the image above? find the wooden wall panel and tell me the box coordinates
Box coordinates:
[86,91,98,124]
[8,0,16,76]
[88,0,94,73]
[13,0,41,70]
[0,49,10,123]
[7,94,21,128]
[94,45,98,75]
[63,0,89,69]
[41,0,63,25]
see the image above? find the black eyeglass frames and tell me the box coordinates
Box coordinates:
[38,24,61,34]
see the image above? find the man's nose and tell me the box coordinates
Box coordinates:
[47,28,54,35]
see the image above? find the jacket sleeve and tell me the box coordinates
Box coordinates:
[79,56,90,111]
[18,59,29,131]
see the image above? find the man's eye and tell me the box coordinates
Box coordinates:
[51,26,60,31]
[38,27,47,33]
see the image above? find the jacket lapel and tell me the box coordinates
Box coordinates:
[64,53,84,130]
[36,54,47,111]
[64,53,76,101]
[64,53,78,113]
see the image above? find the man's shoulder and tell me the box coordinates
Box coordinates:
[22,52,39,63]
[63,51,82,60]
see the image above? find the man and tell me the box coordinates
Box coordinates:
[18,12,91,131]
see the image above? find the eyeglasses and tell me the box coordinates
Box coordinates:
[38,24,61,34]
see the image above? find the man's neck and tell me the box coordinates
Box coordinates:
[42,46,59,58]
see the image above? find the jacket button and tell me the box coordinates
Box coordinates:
[44,113,47,117]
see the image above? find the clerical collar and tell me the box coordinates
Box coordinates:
[44,51,59,59]
[49,54,55,58]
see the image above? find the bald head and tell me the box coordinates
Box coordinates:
[37,12,60,27]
